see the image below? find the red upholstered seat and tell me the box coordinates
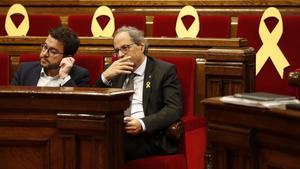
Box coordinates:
[0,15,6,36]
[152,15,230,38]
[19,53,40,63]
[237,15,300,96]
[122,56,207,169]
[68,14,146,36]
[74,54,104,86]
[19,54,104,86]
[0,14,61,36]
[0,53,10,85]
[28,15,61,36]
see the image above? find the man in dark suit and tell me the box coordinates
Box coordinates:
[11,26,89,87]
[96,26,182,161]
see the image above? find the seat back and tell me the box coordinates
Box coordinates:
[19,53,40,63]
[156,56,195,116]
[0,14,61,36]
[152,15,231,38]
[237,15,300,96]
[0,15,6,36]
[27,15,61,36]
[68,14,146,36]
[0,53,10,85]
[75,54,104,86]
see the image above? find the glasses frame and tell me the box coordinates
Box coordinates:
[112,43,136,57]
[41,43,64,57]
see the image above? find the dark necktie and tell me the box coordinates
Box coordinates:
[124,73,136,116]
[125,73,135,90]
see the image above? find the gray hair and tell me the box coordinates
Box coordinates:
[113,26,148,55]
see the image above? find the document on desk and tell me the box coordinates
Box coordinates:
[220,92,300,109]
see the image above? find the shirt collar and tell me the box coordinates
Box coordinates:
[40,68,59,79]
[134,56,147,76]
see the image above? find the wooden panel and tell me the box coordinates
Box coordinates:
[0,86,132,169]
[203,97,300,169]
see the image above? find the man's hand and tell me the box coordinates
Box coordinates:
[103,56,134,81]
[59,57,75,79]
[124,116,142,135]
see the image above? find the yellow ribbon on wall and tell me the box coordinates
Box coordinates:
[175,5,199,38]
[5,3,29,36]
[91,5,115,37]
[256,7,289,79]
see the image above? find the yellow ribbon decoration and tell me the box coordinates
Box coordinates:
[175,5,199,38]
[256,7,289,79]
[145,81,151,89]
[91,6,115,37]
[5,3,29,36]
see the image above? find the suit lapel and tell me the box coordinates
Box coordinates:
[31,64,42,85]
[143,57,154,114]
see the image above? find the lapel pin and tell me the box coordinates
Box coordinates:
[146,81,151,88]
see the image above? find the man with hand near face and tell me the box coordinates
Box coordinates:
[11,26,89,87]
[96,26,182,161]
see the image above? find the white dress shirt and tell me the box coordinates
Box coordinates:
[37,68,70,87]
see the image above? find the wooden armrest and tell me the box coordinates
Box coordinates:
[288,71,300,87]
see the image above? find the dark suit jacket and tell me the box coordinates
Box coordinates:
[11,61,89,87]
[96,56,182,153]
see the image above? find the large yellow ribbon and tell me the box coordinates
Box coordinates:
[5,3,29,36]
[91,5,115,37]
[256,7,289,79]
[175,5,199,38]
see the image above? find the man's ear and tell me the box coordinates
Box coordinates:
[140,43,145,52]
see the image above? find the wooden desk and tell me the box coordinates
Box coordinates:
[202,97,300,169]
[0,86,133,169]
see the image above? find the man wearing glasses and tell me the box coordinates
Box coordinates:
[11,26,89,87]
[96,26,182,161]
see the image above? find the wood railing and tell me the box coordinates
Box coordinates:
[0,36,256,115]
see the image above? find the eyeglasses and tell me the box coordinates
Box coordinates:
[41,43,64,56]
[112,43,135,57]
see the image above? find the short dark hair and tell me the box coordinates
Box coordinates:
[113,26,148,55]
[48,26,79,57]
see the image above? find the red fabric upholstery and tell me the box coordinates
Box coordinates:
[115,14,146,33]
[122,56,207,169]
[0,14,61,36]
[0,53,10,85]
[68,15,93,36]
[0,15,6,36]
[75,54,104,86]
[18,54,104,86]
[68,14,146,36]
[237,15,300,96]
[152,15,230,38]
[28,15,61,36]
[19,54,40,62]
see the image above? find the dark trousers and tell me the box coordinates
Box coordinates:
[123,133,166,162]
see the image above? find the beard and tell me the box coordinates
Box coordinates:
[40,58,60,71]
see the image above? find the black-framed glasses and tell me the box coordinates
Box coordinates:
[112,43,135,57]
[41,43,64,56]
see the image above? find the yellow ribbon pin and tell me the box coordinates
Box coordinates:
[175,5,199,38]
[91,5,115,37]
[146,81,151,88]
[256,7,289,79]
[5,3,29,36]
